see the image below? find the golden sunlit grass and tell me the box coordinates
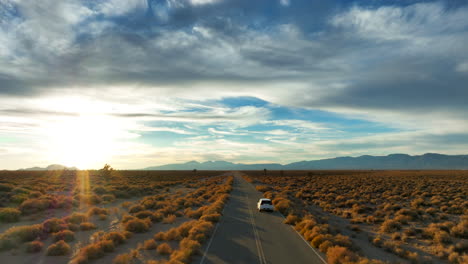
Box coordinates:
[0,169,233,264]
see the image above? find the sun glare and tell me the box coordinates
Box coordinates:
[44,114,121,169]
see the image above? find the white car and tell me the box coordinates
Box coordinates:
[257,198,274,212]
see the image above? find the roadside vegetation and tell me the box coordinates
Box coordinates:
[245,170,468,264]
[0,169,232,263]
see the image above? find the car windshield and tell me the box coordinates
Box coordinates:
[261,200,272,205]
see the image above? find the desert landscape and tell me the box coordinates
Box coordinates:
[1,0,468,263]
[0,168,233,264]
[0,168,466,263]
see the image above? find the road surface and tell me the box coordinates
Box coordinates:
[195,172,326,264]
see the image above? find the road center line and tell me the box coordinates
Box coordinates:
[245,192,267,264]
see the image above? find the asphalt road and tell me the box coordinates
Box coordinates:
[195,172,326,264]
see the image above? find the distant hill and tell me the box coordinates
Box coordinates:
[19,164,78,171]
[144,160,283,170]
[144,153,468,170]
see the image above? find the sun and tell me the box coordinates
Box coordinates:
[44,114,119,169]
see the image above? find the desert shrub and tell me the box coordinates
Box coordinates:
[317,240,333,254]
[24,240,43,253]
[165,228,182,241]
[185,207,204,219]
[284,214,300,225]
[311,234,329,247]
[102,232,127,245]
[0,207,21,222]
[200,213,221,223]
[163,214,177,224]
[122,214,137,223]
[80,222,97,231]
[52,230,75,242]
[157,243,173,255]
[256,185,270,192]
[46,240,71,256]
[113,253,133,264]
[451,217,468,238]
[66,212,88,224]
[188,220,213,242]
[19,198,52,214]
[129,204,144,213]
[124,218,151,233]
[154,232,165,241]
[434,231,451,244]
[152,212,164,222]
[0,224,43,250]
[42,218,67,233]
[143,239,157,250]
[273,197,292,215]
[78,243,105,261]
[135,210,154,220]
[99,240,115,252]
[326,246,358,264]
[88,207,109,216]
[380,219,401,233]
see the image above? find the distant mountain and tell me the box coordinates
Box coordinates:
[20,164,78,171]
[144,153,468,170]
[144,160,283,170]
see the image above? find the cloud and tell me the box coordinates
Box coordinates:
[1,1,468,168]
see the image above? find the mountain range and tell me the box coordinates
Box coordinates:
[19,164,78,171]
[144,153,468,170]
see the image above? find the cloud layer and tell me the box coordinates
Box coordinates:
[1,0,468,169]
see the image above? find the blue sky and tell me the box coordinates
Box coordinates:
[1,0,468,169]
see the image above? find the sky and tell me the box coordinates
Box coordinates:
[1,0,468,169]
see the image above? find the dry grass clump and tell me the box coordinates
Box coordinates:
[0,224,43,250]
[157,243,172,255]
[200,213,221,223]
[0,207,21,222]
[284,214,300,225]
[87,207,109,216]
[52,230,75,242]
[24,240,43,253]
[19,197,53,214]
[272,197,293,215]
[65,212,88,224]
[46,240,71,256]
[162,214,177,224]
[143,239,157,250]
[326,246,358,264]
[124,218,151,233]
[188,220,213,243]
[42,218,67,233]
[128,204,145,214]
[451,217,468,238]
[71,231,130,264]
[380,219,401,233]
[256,185,270,192]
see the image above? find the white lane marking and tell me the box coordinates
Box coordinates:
[246,192,267,264]
[242,176,327,264]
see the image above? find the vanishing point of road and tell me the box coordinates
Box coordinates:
[193,172,327,264]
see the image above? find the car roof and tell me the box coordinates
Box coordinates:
[259,198,271,201]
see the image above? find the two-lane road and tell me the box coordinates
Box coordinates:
[195,172,326,264]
